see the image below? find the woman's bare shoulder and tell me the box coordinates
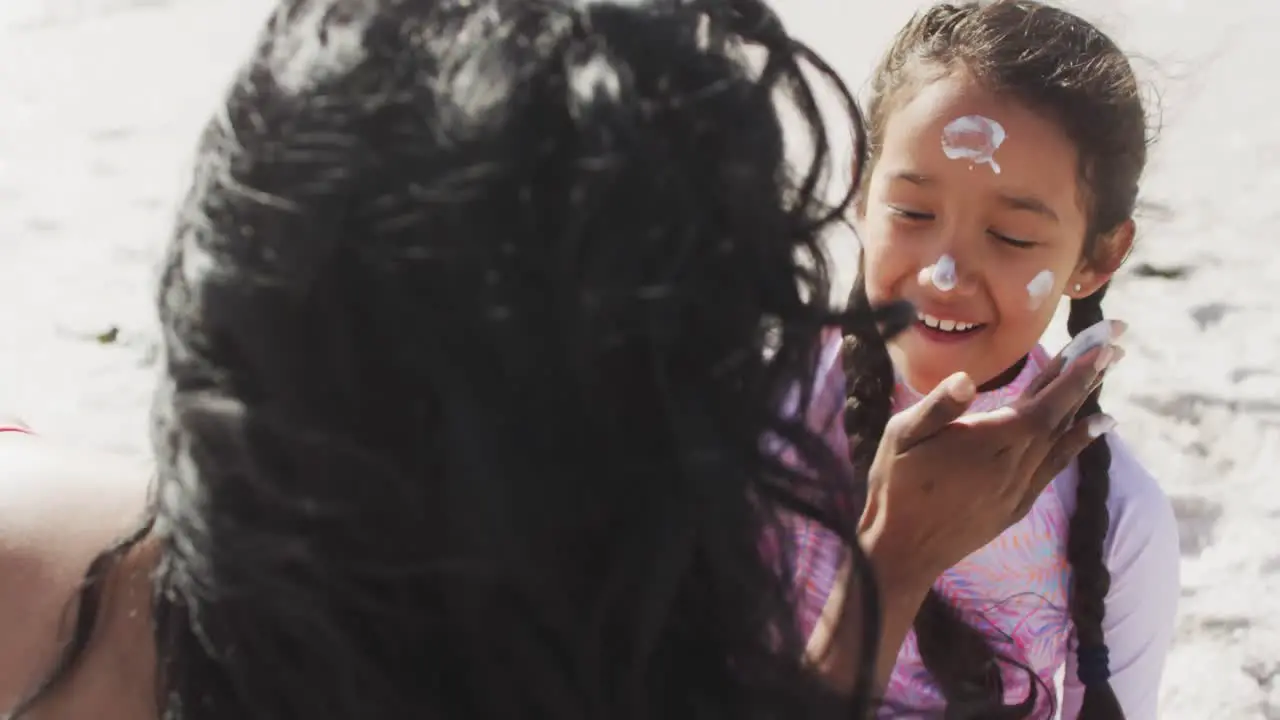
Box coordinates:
[0,433,151,711]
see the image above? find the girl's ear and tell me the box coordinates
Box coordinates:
[1066,218,1135,299]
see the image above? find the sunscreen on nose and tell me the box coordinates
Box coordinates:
[924,253,958,292]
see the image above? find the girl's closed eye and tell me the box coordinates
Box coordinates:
[888,206,934,222]
[887,207,1036,249]
[989,229,1036,249]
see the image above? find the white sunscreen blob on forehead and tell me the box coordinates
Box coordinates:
[1025,269,1055,310]
[941,115,1007,174]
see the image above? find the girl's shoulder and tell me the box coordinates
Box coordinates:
[1051,426,1169,514]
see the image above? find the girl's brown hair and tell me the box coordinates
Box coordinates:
[842,2,1149,717]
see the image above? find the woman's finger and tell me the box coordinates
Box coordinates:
[1013,346,1106,442]
[1052,345,1126,438]
[1056,319,1127,370]
[1021,354,1066,399]
[888,372,977,451]
[1027,412,1116,503]
[1022,319,1126,400]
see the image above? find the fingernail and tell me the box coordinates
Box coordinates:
[950,373,976,401]
[1100,345,1131,371]
[1062,319,1120,367]
[1087,415,1117,438]
[1094,345,1117,372]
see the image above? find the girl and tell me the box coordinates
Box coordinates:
[803,2,1179,718]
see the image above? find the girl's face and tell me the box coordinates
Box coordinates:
[860,70,1120,392]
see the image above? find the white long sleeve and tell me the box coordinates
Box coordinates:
[1056,435,1181,720]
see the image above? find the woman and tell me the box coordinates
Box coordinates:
[0,1,1114,718]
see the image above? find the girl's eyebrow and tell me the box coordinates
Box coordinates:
[998,192,1059,223]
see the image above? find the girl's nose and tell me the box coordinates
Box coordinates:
[917,253,977,297]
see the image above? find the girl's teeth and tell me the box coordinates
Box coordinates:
[918,312,979,333]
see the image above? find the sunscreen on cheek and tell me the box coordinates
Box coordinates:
[1025,269,1055,310]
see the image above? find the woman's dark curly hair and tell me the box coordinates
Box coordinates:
[10,1,900,718]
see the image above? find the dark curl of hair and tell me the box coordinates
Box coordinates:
[11,1,896,719]
[842,2,1150,719]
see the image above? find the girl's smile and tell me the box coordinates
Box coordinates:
[913,307,986,344]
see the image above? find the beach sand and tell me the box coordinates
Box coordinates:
[0,0,1274,716]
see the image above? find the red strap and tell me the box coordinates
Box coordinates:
[0,426,32,434]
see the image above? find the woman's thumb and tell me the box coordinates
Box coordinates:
[890,372,976,449]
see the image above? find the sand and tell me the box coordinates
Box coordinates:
[0,0,1274,717]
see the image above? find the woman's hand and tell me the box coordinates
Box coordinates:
[809,320,1126,702]
[859,323,1124,596]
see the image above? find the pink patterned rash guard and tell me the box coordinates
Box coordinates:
[786,332,1179,719]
